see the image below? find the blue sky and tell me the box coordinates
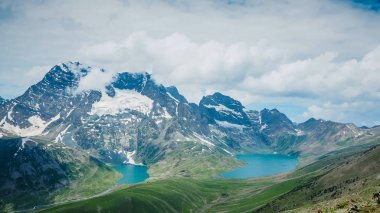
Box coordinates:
[0,0,379,126]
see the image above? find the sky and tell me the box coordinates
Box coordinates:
[0,0,379,126]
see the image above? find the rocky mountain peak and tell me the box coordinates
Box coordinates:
[259,108,296,134]
[112,72,150,92]
[200,92,244,111]
[166,86,188,103]
[0,62,367,167]
[199,92,250,125]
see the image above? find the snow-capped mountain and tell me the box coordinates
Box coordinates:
[0,62,210,165]
[200,92,251,126]
[0,62,374,212]
[0,62,369,165]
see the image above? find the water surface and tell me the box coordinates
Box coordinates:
[113,164,149,184]
[220,154,298,178]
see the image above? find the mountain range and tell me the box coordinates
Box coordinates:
[0,62,377,212]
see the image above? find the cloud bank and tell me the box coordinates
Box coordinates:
[0,0,379,126]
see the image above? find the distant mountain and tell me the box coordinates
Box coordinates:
[0,61,371,171]
[35,133,380,213]
[0,61,375,212]
[200,92,251,126]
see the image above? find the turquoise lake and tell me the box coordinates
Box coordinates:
[113,164,149,184]
[220,154,298,178]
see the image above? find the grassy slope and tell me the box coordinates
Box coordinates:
[38,177,297,213]
[257,138,380,212]
[38,135,380,213]
[148,141,243,179]
[0,137,121,212]
[39,175,318,213]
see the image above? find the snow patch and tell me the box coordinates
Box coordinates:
[125,151,143,165]
[153,107,172,125]
[204,104,242,117]
[193,133,215,148]
[215,120,245,131]
[55,124,71,143]
[167,92,179,103]
[260,124,268,131]
[1,114,60,137]
[14,138,37,157]
[221,148,233,155]
[346,124,363,137]
[295,129,304,136]
[7,104,15,121]
[90,89,153,116]
[65,108,75,118]
[259,113,262,125]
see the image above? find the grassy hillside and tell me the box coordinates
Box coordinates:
[148,140,243,179]
[257,140,380,212]
[38,136,380,213]
[39,177,312,213]
[0,137,120,212]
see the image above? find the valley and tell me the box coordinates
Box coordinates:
[0,62,379,212]
[37,134,380,213]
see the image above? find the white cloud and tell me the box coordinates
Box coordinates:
[1,0,380,125]
[78,32,284,102]
[75,67,116,93]
[242,46,380,103]
[303,101,380,126]
[78,32,380,103]
[25,65,53,85]
[77,32,380,126]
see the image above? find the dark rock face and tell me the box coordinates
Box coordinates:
[0,137,115,211]
[199,92,251,126]
[260,108,296,135]
[0,62,367,164]
[166,86,188,103]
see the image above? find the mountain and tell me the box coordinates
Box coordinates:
[36,134,380,213]
[199,92,251,126]
[199,92,265,151]
[295,118,366,155]
[0,136,119,212]
[0,61,376,212]
[257,142,380,212]
[0,62,370,166]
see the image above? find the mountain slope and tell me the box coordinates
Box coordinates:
[0,62,372,173]
[0,61,377,212]
[37,133,380,213]
[257,138,380,212]
[0,136,120,212]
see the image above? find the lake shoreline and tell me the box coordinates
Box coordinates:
[220,153,298,179]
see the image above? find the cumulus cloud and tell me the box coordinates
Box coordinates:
[75,67,117,93]
[243,46,380,102]
[303,101,380,127]
[25,65,53,85]
[1,0,380,125]
[78,32,283,88]
[78,33,380,96]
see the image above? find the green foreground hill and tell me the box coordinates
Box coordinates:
[39,136,380,213]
